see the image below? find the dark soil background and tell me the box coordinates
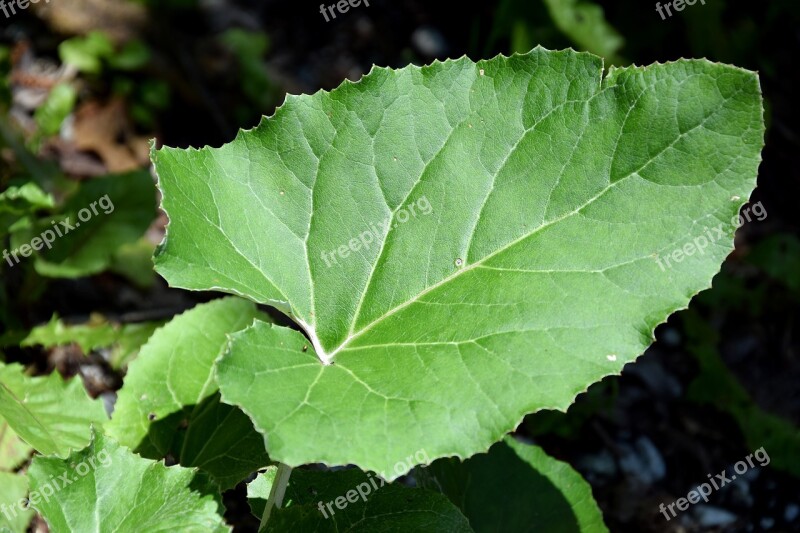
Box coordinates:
[1,0,798,531]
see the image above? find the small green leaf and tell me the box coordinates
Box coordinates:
[0,417,32,471]
[0,183,54,214]
[542,0,624,61]
[0,183,54,239]
[0,472,33,533]
[19,314,119,352]
[33,84,77,137]
[28,432,230,533]
[0,314,162,370]
[419,437,607,532]
[11,171,155,278]
[107,297,268,489]
[107,40,151,71]
[0,363,107,457]
[220,29,273,109]
[58,32,114,74]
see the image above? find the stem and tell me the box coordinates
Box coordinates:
[259,463,293,531]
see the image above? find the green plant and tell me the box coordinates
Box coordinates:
[0,48,764,532]
[58,31,170,129]
[0,123,157,324]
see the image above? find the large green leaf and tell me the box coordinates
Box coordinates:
[152,48,764,478]
[28,431,229,533]
[0,363,107,457]
[107,297,269,489]
[246,467,472,532]
[418,437,607,532]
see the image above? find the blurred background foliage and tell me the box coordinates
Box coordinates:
[0,0,798,531]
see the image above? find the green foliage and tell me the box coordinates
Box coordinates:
[28,431,230,532]
[0,183,53,214]
[107,40,152,71]
[747,234,800,294]
[0,363,107,457]
[220,28,276,116]
[17,315,119,352]
[0,417,32,471]
[0,34,772,530]
[33,84,77,138]
[247,467,472,532]
[418,437,608,532]
[684,311,800,477]
[542,0,624,61]
[487,0,623,61]
[108,237,158,289]
[1,314,162,369]
[56,32,163,129]
[0,183,54,237]
[0,472,32,533]
[107,297,269,489]
[58,32,116,74]
[9,171,156,278]
[154,48,764,479]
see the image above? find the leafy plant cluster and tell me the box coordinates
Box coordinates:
[0,39,765,533]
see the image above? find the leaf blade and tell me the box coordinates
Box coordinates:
[155,49,764,477]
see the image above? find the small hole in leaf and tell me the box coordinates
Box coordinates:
[455,258,464,267]
[148,413,157,421]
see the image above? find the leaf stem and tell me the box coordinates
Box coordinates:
[259,463,293,531]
